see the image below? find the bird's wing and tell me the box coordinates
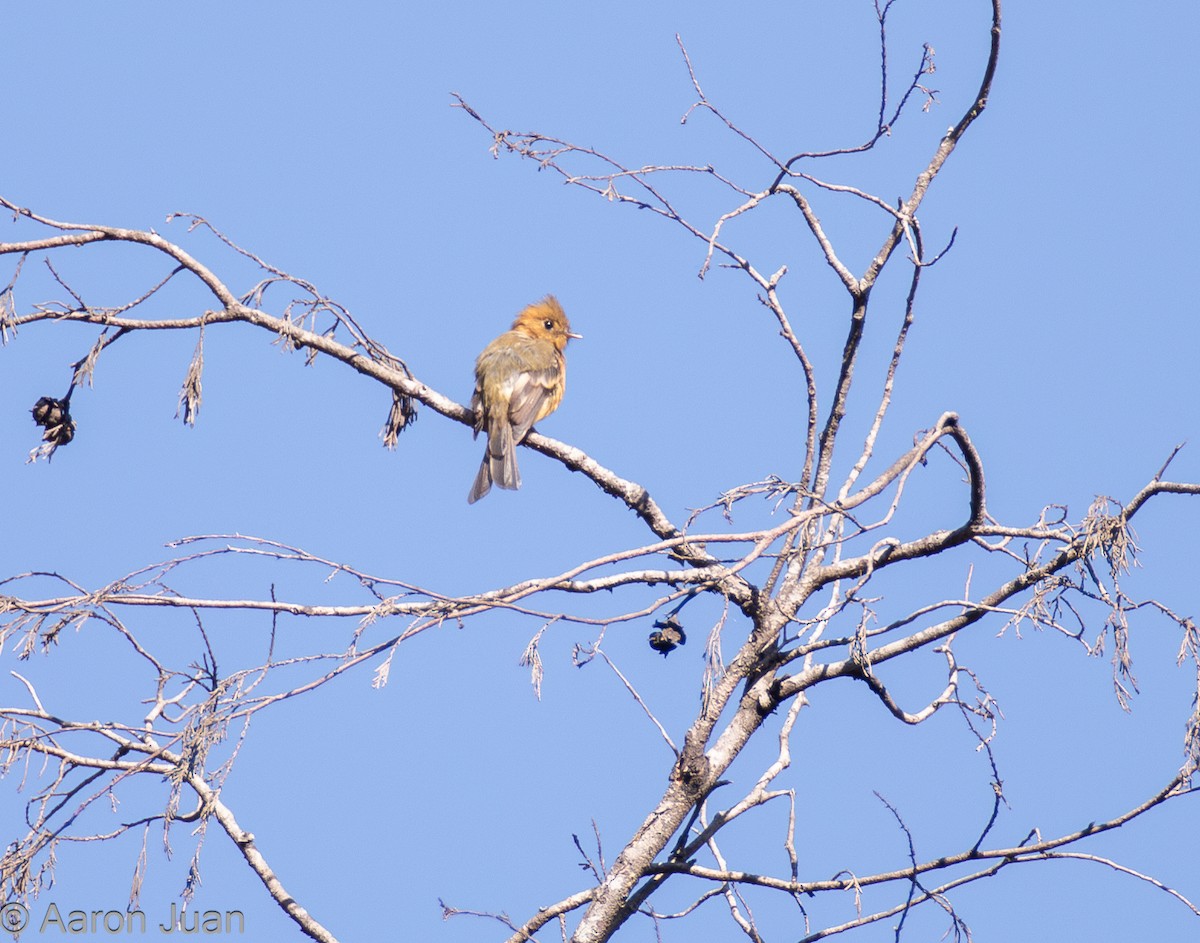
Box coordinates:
[474,332,563,444]
[469,382,485,437]
[507,366,560,444]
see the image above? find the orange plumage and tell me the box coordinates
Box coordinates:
[468,296,580,503]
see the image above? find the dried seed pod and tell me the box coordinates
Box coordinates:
[31,396,76,446]
[648,614,686,657]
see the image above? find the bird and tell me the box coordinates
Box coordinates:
[468,296,580,503]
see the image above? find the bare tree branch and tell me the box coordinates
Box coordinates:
[5,2,1197,942]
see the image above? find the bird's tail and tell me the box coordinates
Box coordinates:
[467,455,492,504]
[467,419,520,503]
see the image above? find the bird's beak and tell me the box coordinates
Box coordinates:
[568,331,583,340]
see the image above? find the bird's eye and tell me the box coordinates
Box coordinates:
[543,319,554,330]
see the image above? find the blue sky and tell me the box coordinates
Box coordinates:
[2,2,1198,941]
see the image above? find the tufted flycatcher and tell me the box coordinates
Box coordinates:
[468,296,581,503]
